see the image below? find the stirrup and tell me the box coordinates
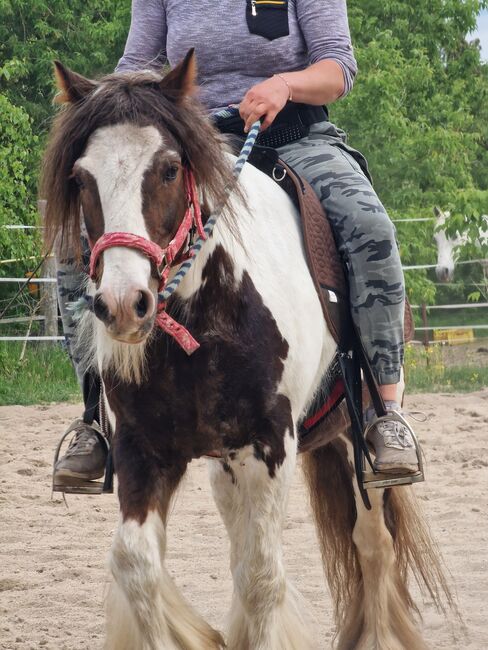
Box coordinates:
[362,410,425,490]
[52,423,113,495]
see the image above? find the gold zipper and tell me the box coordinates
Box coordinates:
[252,0,286,16]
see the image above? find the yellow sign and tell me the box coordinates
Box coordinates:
[433,328,475,345]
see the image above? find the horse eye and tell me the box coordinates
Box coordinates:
[73,175,85,190]
[163,165,179,182]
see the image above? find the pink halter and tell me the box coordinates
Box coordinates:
[88,168,205,354]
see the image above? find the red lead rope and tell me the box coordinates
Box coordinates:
[88,168,205,354]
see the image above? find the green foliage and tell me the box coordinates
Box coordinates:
[404,342,488,392]
[0,0,131,130]
[0,0,487,311]
[0,0,130,276]
[332,0,488,304]
[0,93,40,274]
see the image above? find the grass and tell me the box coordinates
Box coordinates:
[0,342,80,406]
[404,343,488,393]
[0,339,487,406]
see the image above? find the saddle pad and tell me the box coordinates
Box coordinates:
[298,355,345,440]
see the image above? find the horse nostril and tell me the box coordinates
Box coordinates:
[134,291,149,319]
[93,293,112,324]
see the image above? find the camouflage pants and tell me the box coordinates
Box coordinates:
[278,121,405,384]
[55,235,90,388]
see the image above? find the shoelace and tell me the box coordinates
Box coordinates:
[377,419,414,448]
[65,429,98,456]
[402,409,428,422]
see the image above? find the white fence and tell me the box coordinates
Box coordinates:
[1,218,487,343]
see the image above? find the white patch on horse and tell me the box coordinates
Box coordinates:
[79,124,166,380]
[233,161,336,421]
[340,434,428,649]
[79,123,163,289]
[178,158,335,420]
[175,156,334,422]
[107,510,223,649]
[208,429,313,649]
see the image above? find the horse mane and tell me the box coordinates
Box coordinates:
[40,69,238,257]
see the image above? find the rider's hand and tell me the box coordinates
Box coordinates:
[239,76,290,133]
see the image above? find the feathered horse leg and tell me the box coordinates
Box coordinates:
[105,458,224,650]
[303,432,452,650]
[208,432,313,650]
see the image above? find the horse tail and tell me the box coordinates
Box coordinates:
[382,486,454,613]
[302,440,361,631]
[302,438,455,647]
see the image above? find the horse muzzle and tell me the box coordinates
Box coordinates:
[435,265,454,283]
[93,286,156,343]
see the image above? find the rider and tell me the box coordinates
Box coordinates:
[53,0,419,487]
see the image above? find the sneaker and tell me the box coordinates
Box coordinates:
[365,405,419,474]
[54,419,107,483]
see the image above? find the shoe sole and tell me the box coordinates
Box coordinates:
[373,464,419,474]
[53,469,105,483]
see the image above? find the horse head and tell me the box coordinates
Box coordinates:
[42,51,234,346]
[433,207,466,282]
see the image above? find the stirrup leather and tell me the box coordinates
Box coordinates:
[362,410,425,489]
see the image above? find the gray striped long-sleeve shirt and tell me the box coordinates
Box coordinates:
[116,0,357,110]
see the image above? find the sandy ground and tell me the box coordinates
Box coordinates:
[0,390,487,650]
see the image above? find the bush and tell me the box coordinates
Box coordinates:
[0,93,40,275]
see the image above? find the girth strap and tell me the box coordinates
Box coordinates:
[338,349,375,510]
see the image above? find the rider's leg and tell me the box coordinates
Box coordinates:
[53,236,107,484]
[278,121,418,473]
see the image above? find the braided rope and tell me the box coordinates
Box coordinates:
[158,118,261,303]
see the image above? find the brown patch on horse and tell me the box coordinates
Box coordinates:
[71,165,105,244]
[141,154,188,247]
[103,245,291,519]
[41,52,238,259]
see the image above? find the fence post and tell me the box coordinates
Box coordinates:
[421,303,429,351]
[37,200,58,338]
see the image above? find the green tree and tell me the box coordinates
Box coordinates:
[0,0,130,270]
[331,0,488,303]
[0,0,130,129]
[0,93,39,275]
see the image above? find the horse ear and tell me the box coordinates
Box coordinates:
[53,61,97,104]
[159,49,197,100]
[433,206,442,218]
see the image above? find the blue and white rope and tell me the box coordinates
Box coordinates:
[158,118,261,303]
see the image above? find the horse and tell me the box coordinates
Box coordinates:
[42,52,451,650]
[433,207,488,283]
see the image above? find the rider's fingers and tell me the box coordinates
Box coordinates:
[239,96,256,123]
[260,110,279,132]
[244,103,267,132]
